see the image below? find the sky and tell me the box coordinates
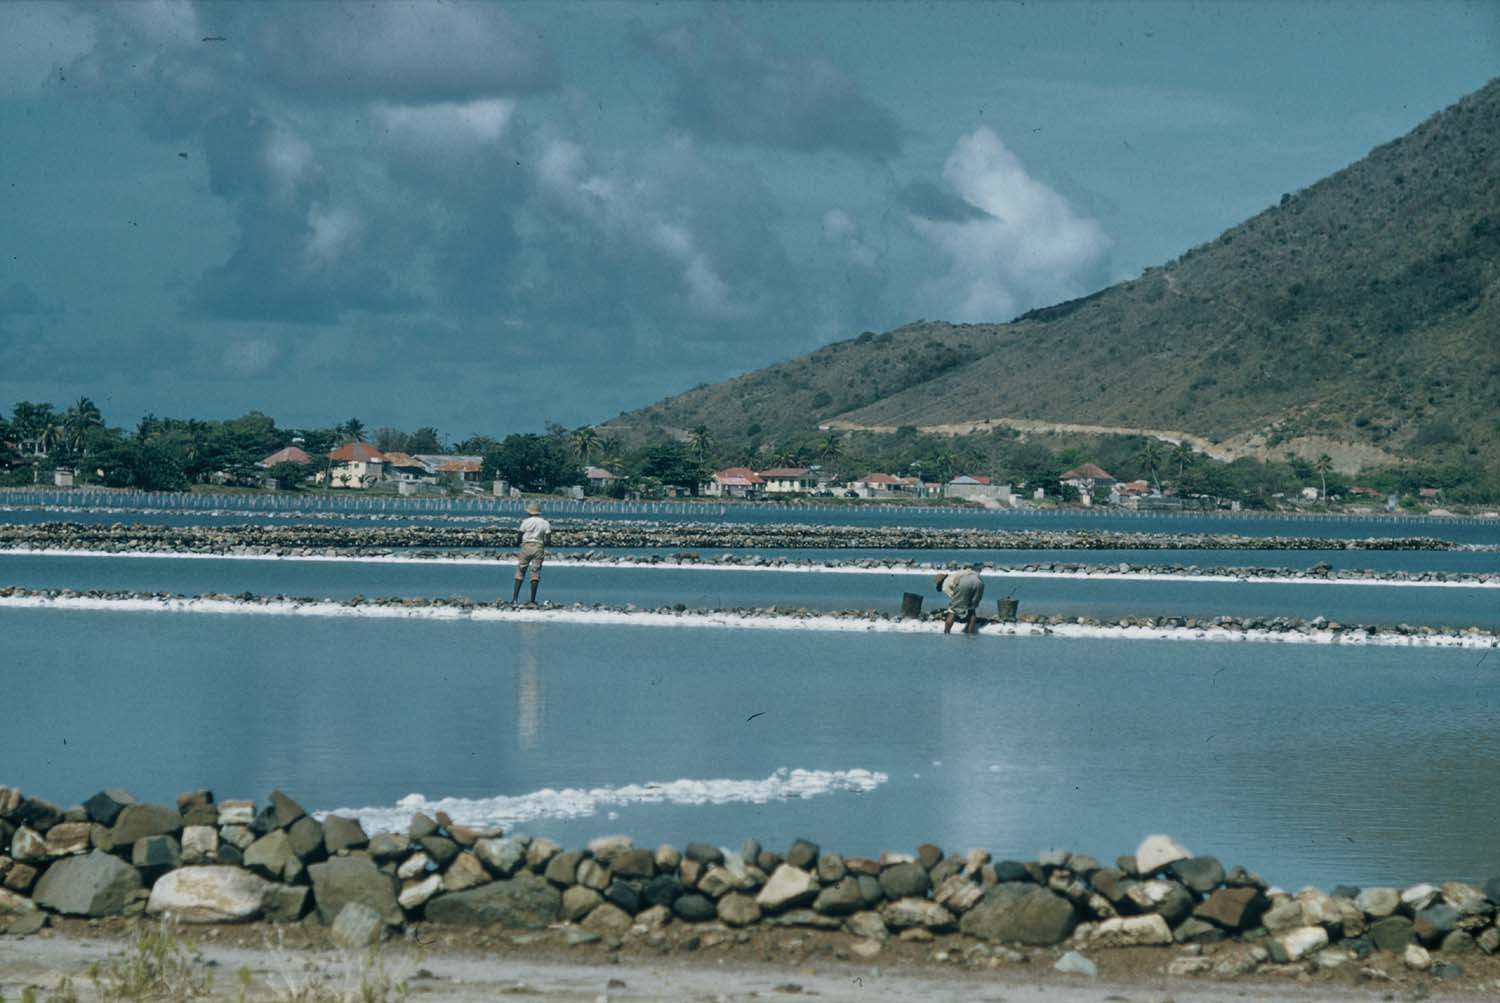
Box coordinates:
[1,1,1496,441]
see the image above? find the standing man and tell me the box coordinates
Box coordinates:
[935,568,984,634]
[513,501,551,605]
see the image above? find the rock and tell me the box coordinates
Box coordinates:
[1268,925,1329,963]
[654,844,681,873]
[850,939,882,960]
[1403,942,1432,971]
[321,816,368,854]
[642,874,685,908]
[993,860,1030,884]
[1484,876,1500,905]
[785,839,820,870]
[331,902,384,949]
[243,830,295,881]
[1355,887,1401,918]
[180,826,218,866]
[1170,856,1225,894]
[1368,916,1415,952]
[1054,950,1097,977]
[407,813,438,839]
[684,842,725,866]
[1401,883,1439,913]
[32,850,142,917]
[267,790,305,828]
[308,857,402,927]
[1193,886,1267,930]
[132,834,181,873]
[1413,903,1460,945]
[525,837,561,871]
[604,880,640,914]
[764,908,842,929]
[717,893,761,927]
[1088,914,1172,947]
[580,902,633,937]
[879,862,930,900]
[262,884,309,924]
[879,897,954,931]
[146,866,267,923]
[1261,897,1305,933]
[367,832,409,861]
[15,798,62,832]
[757,865,817,912]
[397,852,431,880]
[474,837,527,877]
[287,817,325,861]
[813,877,865,916]
[220,825,256,851]
[0,887,41,932]
[43,822,91,857]
[1125,879,1194,925]
[111,804,182,847]
[217,800,255,826]
[443,852,490,893]
[424,872,560,929]
[82,790,136,827]
[1167,956,1214,976]
[398,874,442,910]
[9,828,46,863]
[576,858,611,892]
[673,893,716,922]
[1476,927,1500,954]
[612,848,655,879]
[0,787,19,819]
[933,875,983,914]
[586,834,633,864]
[846,910,887,940]
[816,852,846,884]
[959,884,1077,946]
[1173,918,1225,944]
[1440,881,1491,916]
[1037,848,1070,869]
[419,835,460,868]
[562,886,603,922]
[1134,835,1190,876]
[1441,930,1477,955]
[1089,867,1130,903]
[175,789,213,812]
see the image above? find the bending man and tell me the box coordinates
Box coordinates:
[513,501,552,605]
[935,568,984,635]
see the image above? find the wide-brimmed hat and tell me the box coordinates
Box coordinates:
[933,572,948,591]
[525,501,541,515]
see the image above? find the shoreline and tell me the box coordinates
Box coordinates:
[3,586,1495,648]
[2,544,1497,588]
[3,784,1498,997]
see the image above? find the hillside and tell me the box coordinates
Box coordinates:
[608,79,1500,475]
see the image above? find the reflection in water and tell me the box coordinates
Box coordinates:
[515,622,544,750]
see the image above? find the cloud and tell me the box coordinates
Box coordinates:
[910,127,1111,321]
[898,181,995,223]
[635,15,904,159]
[0,2,95,97]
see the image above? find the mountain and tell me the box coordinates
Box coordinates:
[607,80,1500,476]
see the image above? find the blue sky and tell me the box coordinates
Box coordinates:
[1,1,1495,440]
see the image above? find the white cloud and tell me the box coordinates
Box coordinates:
[822,209,878,269]
[375,98,516,149]
[0,2,95,96]
[304,204,360,267]
[911,127,1111,321]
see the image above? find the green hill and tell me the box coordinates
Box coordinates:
[608,79,1500,481]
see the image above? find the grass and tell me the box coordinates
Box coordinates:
[89,918,213,1002]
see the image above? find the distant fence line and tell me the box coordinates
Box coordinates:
[0,487,1493,526]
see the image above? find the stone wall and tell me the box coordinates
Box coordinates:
[2,785,1498,974]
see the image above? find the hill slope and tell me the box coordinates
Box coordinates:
[609,80,1500,474]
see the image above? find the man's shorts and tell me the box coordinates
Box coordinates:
[516,541,545,581]
[948,574,984,619]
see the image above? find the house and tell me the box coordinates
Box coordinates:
[895,475,930,497]
[585,466,623,493]
[849,472,902,497]
[757,467,816,494]
[1060,464,1116,494]
[327,442,384,489]
[415,454,484,483]
[1110,479,1151,506]
[257,446,312,468]
[1418,487,1441,499]
[52,467,75,488]
[378,452,435,484]
[703,467,764,499]
[944,475,1011,505]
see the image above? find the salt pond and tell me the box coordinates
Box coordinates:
[5,605,1498,890]
[3,551,1497,628]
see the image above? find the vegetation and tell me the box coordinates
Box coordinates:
[604,79,1500,495]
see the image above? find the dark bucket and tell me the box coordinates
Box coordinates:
[996,597,1019,622]
[900,592,924,618]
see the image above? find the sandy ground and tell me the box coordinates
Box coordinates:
[4,920,1499,1003]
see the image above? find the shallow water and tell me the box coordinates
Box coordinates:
[4,606,1497,889]
[3,552,1497,628]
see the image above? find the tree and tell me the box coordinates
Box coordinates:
[1314,453,1333,501]
[1171,442,1195,480]
[375,427,407,453]
[1136,439,1163,493]
[637,439,704,493]
[267,460,310,491]
[407,427,444,454]
[340,418,365,443]
[482,434,581,493]
[687,425,714,462]
[10,402,57,456]
[571,426,602,463]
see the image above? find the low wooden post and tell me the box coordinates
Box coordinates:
[996,597,1019,622]
[900,592,924,619]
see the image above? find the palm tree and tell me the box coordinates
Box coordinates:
[1136,438,1163,493]
[341,418,366,443]
[688,425,714,462]
[63,397,104,454]
[816,434,842,462]
[1314,454,1333,502]
[571,426,601,464]
[1171,442,1194,480]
